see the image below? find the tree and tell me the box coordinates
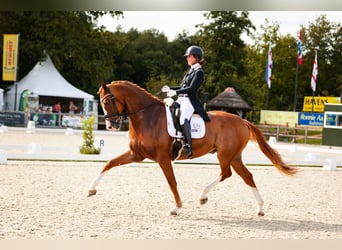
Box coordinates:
[80,116,101,154]
[245,19,308,112]
[302,15,342,97]
[112,29,173,89]
[331,25,342,96]
[0,11,123,95]
[195,11,255,100]
[145,32,194,96]
[240,19,285,112]
[242,14,342,115]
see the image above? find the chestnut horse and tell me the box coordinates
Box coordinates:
[88,81,297,216]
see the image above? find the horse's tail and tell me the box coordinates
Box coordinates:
[245,121,298,176]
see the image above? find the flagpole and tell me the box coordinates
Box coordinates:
[266,85,269,110]
[311,51,314,112]
[14,33,20,111]
[311,90,314,112]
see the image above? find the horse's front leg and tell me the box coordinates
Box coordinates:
[88,150,144,197]
[158,160,182,216]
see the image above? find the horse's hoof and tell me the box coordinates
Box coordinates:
[88,190,97,197]
[257,211,265,217]
[170,210,178,216]
[200,197,208,205]
[169,207,179,216]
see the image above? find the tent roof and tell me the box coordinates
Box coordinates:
[9,54,93,99]
[207,87,252,111]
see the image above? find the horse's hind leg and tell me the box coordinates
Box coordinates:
[199,176,222,205]
[231,156,264,216]
[199,153,233,205]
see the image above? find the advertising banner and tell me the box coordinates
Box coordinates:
[0,111,25,126]
[2,34,19,81]
[303,96,340,113]
[298,112,324,126]
[260,110,299,127]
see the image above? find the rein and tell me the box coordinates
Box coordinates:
[101,92,158,119]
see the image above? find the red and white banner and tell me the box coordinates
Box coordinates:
[311,51,318,92]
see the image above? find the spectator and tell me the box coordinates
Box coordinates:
[53,101,61,113]
[69,101,77,114]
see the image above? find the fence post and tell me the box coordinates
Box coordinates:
[293,123,297,143]
[276,125,280,141]
[304,127,308,144]
[58,113,62,127]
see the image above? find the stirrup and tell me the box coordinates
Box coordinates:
[182,144,193,158]
[172,139,183,161]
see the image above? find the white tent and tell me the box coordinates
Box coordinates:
[4,54,94,111]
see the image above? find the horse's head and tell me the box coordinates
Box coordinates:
[98,82,126,130]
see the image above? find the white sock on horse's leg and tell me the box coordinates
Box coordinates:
[169,207,179,216]
[89,172,105,191]
[199,176,221,203]
[251,187,264,216]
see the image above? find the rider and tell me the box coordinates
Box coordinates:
[162,45,210,158]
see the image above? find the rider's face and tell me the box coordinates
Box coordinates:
[186,54,197,66]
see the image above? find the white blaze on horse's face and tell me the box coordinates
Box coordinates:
[100,92,117,130]
[105,118,112,130]
[101,106,112,130]
[101,105,108,116]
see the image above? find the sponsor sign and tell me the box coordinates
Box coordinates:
[298,112,323,126]
[2,34,19,81]
[260,110,298,127]
[303,96,340,113]
[0,111,25,126]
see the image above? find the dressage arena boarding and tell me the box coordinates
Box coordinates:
[0,126,341,239]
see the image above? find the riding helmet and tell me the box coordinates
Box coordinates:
[184,46,204,60]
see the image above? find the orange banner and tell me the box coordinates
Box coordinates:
[2,34,19,81]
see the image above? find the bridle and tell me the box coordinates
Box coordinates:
[100,91,158,120]
[100,92,125,119]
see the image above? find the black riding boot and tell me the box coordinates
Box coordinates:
[181,119,193,158]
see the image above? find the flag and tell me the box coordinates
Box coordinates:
[2,34,19,81]
[297,30,303,65]
[265,43,272,88]
[311,51,318,92]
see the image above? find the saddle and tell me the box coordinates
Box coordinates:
[164,98,205,161]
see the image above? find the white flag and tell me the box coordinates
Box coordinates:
[311,52,318,92]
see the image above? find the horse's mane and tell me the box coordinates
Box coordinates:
[110,80,164,104]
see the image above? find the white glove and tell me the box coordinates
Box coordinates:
[161,85,170,93]
[167,90,177,97]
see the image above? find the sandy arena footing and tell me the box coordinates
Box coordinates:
[0,160,341,239]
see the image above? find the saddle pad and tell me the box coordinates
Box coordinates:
[165,104,205,139]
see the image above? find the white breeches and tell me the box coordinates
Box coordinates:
[176,96,194,125]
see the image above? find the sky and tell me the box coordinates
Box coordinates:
[97,11,341,43]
